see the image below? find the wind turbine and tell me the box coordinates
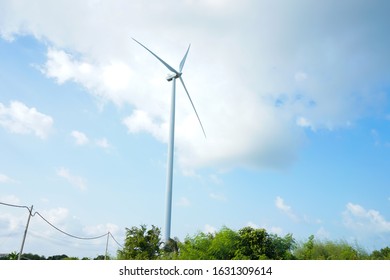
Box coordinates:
[132,38,206,243]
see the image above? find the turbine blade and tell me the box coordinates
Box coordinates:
[179,44,191,72]
[179,77,206,138]
[132,38,179,74]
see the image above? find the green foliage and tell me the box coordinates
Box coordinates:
[47,254,70,260]
[1,251,18,260]
[160,237,180,259]
[294,235,368,260]
[93,254,112,260]
[177,232,214,259]
[20,253,46,260]
[117,224,162,260]
[296,235,315,259]
[177,227,239,260]
[177,226,295,260]
[268,233,297,260]
[209,227,240,260]
[234,227,296,260]
[6,224,389,260]
[234,227,270,259]
[370,247,390,260]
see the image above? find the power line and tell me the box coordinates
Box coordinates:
[0,201,124,253]
[109,232,123,248]
[34,211,108,240]
[0,201,30,211]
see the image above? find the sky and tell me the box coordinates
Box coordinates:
[0,0,389,258]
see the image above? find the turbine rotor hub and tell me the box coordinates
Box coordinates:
[166,72,182,81]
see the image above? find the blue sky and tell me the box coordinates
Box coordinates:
[0,0,390,258]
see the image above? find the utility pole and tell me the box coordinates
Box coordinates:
[104,232,110,260]
[18,205,33,260]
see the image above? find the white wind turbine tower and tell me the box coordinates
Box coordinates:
[132,38,206,243]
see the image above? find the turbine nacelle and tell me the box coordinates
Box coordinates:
[166,72,182,82]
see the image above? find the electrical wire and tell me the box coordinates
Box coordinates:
[109,232,124,248]
[1,201,124,252]
[0,201,30,211]
[34,211,108,240]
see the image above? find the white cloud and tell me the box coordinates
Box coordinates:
[294,71,308,82]
[0,101,53,139]
[102,62,132,92]
[204,224,217,234]
[39,207,70,226]
[71,131,112,150]
[71,130,89,145]
[247,221,283,235]
[275,196,299,222]
[43,48,77,84]
[247,221,260,229]
[209,192,227,202]
[0,194,20,205]
[95,138,111,149]
[275,196,291,212]
[83,223,120,236]
[268,226,284,235]
[209,174,223,185]
[0,196,25,234]
[343,202,390,233]
[316,226,330,239]
[42,48,134,106]
[296,117,314,130]
[177,197,191,207]
[1,0,389,171]
[57,167,87,191]
[123,110,165,141]
[0,212,25,233]
[0,173,16,184]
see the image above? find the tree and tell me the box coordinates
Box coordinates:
[4,252,18,260]
[177,226,296,260]
[234,227,272,259]
[294,236,367,260]
[233,227,296,260]
[371,247,390,260]
[20,253,46,260]
[268,233,296,260]
[178,227,239,260]
[94,254,112,260]
[160,237,180,259]
[295,235,315,259]
[47,254,69,260]
[117,224,162,260]
[177,232,214,260]
[209,227,239,260]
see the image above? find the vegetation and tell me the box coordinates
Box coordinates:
[0,252,110,260]
[2,225,389,260]
[294,235,368,260]
[114,225,366,260]
[370,247,390,260]
[117,224,162,260]
[117,225,387,260]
